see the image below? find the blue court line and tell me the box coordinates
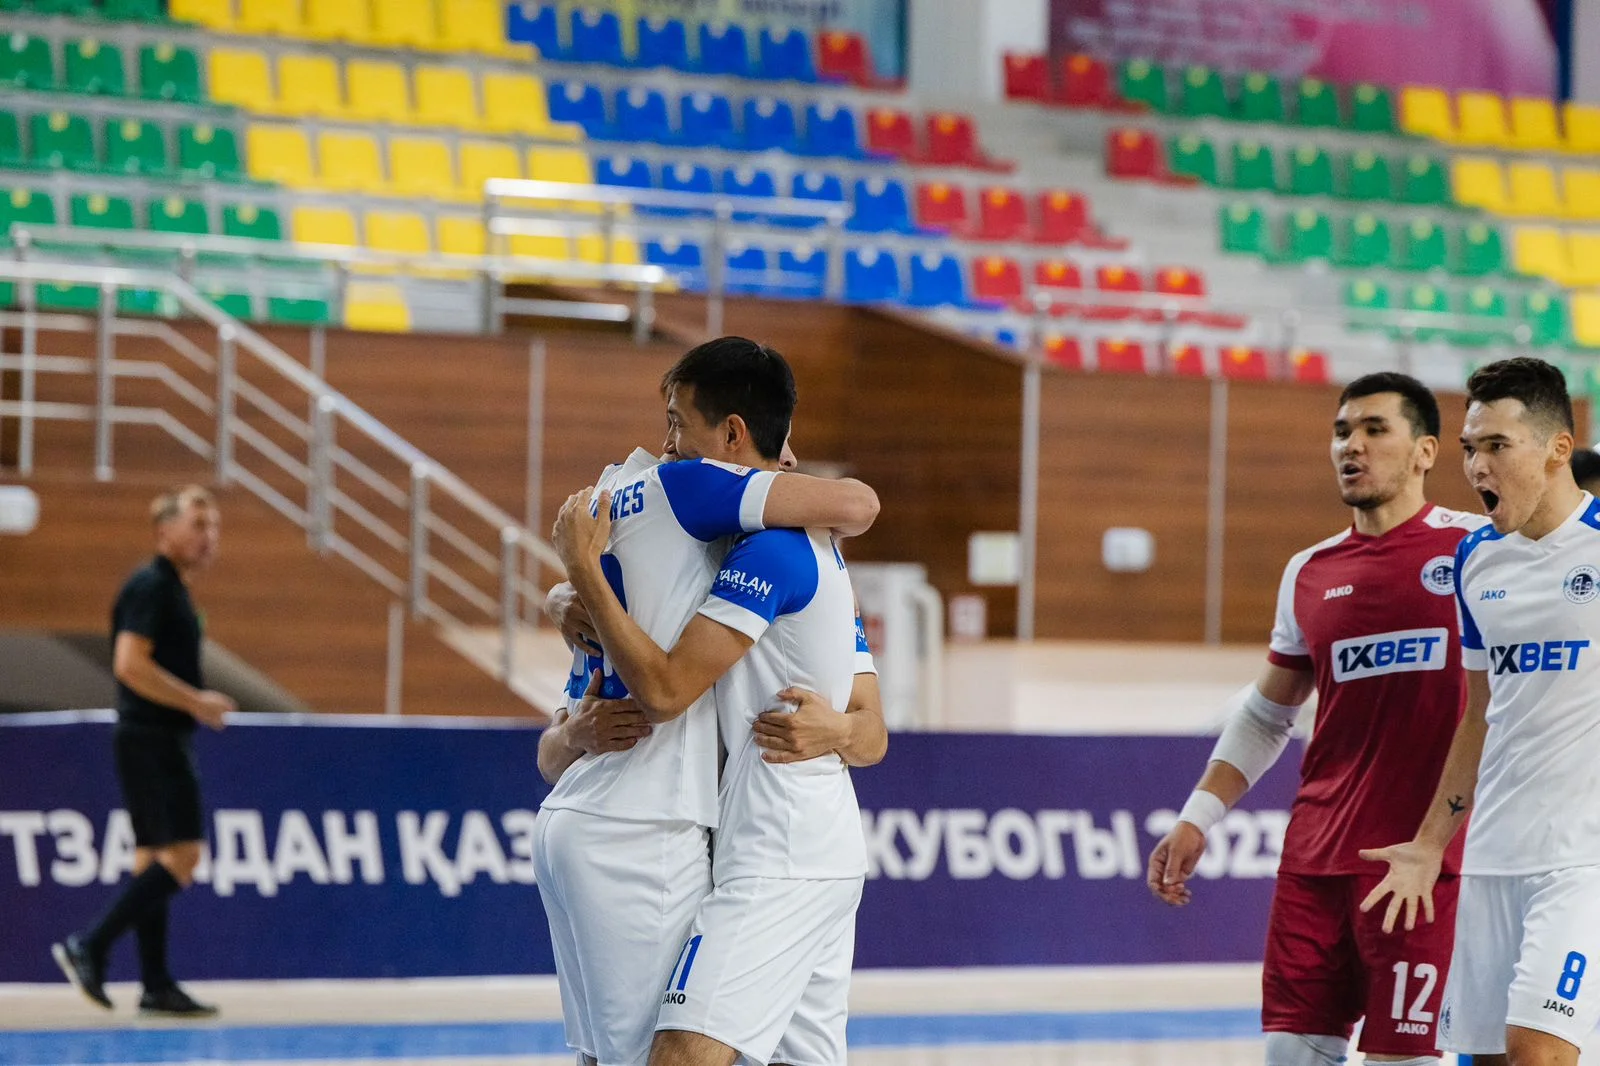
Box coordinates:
[0,1009,1263,1064]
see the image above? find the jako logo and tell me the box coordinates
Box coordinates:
[1331,628,1448,682]
[1489,640,1590,675]
[1324,585,1354,600]
[718,569,773,600]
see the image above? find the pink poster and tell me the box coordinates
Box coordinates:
[1051,0,1558,96]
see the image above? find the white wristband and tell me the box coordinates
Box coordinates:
[1176,790,1227,836]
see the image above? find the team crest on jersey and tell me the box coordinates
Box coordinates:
[1420,555,1456,596]
[1564,565,1600,605]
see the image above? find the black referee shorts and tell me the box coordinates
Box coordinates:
[113,727,205,848]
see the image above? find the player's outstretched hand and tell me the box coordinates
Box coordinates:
[565,670,651,754]
[1358,841,1443,933]
[1146,821,1206,907]
[552,488,611,576]
[753,687,848,763]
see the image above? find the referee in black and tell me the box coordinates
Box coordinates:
[52,485,234,1017]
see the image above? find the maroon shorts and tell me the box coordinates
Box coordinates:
[1262,871,1459,1056]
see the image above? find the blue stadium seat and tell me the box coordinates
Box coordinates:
[653,161,715,216]
[844,247,901,302]
[725,244,771,294]
[645,238,705,289]
[569,8,626,66]
[679,92,737,149]
[802,101,864,158]
[699,22,752,78]
[758,27,818,82]
[778,169,845,228]
[507,3,564,60]
[779,245,829,297]
[848,177,913,233]
[596,155,652,188]
[548,81,609,137]
[741,97,799,153]
[906,252,966,307]
[637,17,691,70]
[614,87,673,143]
[722,165,776,220]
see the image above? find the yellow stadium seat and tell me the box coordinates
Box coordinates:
[275,54,343,119]
[413,67,480,128]
[1573,293,1600,349]
[238,0,303,35]
[508,234,571,261]
[1564,169,1600,221]
[304,0,371,43]
[389,137,458,200]
[1455,91,1510,148]
[438,217,486,257]
[361,211,431,275]
[317,131,387,194]
[344,282,412,332]
[1452,157,1509,213]
[347,61,412,124]
[246,125,315,186]
[1400,86,1456,141]
[578,234,639,265]
[458,141,522,201]
[373,0,438,48]
[441,0,530,56]
[1566,103,1600,154]
[1513,226,1572,284]
[528,146,595,185]
[1568,233,1600,287]
[481,73,582,141]
[208,49,274,113]
[1509,97,1564,152]
[1505,162,1562,218]
[291,205,360,247]
[170,0,233,29]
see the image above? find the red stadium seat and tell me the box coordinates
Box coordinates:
[1106,128,1162,180]
[1045,335,1084,369]
[1291,348,1330,384]
[1222,345,1270,380]
[1004,53,1051,101]
[1059,53,1113,108]
[976,185,1029,241]
[1096,338,1147,373]
[1086,264,1143,320]
[971,255,1024,305]
[1171,343,1208,376]
[818,31,889,88]
[1036,189,1090,243]
[1034,258,1083,290]
[866,107,917,159]
[1155,267,1205,297]
[916,181,970,233]
[924,112,1014,172]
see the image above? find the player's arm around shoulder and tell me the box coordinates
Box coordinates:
[762,473,880,538]
[754,672,888,767]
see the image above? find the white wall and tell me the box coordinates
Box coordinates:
[1575,0,1600,102]
[907,0,1048,103]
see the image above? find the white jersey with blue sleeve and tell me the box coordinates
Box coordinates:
[1454,492,1600,874]
[541,450,778,829]
[696,528,868,882]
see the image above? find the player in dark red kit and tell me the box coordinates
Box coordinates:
[1147,373,1485,1066]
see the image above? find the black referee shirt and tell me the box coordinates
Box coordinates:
[111,555,202,733]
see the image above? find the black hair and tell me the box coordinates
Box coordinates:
[1571,447,1600,488]
[660,337,797,461]
[1465,357,1574,437]
[1339,372,1442,439]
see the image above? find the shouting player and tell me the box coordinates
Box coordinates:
[1363,358,1600,1066]
[1148,373,1484,1066]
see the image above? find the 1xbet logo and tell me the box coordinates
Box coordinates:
[1331,628,1448,682]
[1489,640,1590,675]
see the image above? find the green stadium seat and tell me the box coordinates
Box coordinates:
[221,202,282,242]
[1344,277,1391,329]
[1219,201,1269,256]
[1178,65,1228,118]
[0,281,13,308]
[30,112,96,172]
[1168,134,1218,185]
[106,0,166,20]
[1294,78,1341,128]
[36,284,100,312]
[140,43,202,104]
[118,287,179,317]
[1403,282,1449,340]
[1282,208,1332,262]
[148,196,208,236]
[1399,154,1449,206]
[1286,144,1334,197]
[1118,58,1167,111]
[178,124,240,180]
[1335,212,1390,269]
[105,118,168,175]
[0,187,56,232]
[1350,83,1396,133]
[32,0,95,14]
[71,192,135,230]
[65,39,126,97]
[1455,222,1505,277]
[1454,284,1508,346]
[1394,216,1448,272]
[268,295,333,325]
[1343,149,1392,201]
[1522,291,1569,346]
[0,112,21,168]
[202,287,255,320]
[1229,140,1276,192]
[0,35,54,91]
[1236,71,1284,123]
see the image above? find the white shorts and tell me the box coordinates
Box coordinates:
[532,807,711,1066]
[1439,866,1600,1054]
[656,875,863,1066]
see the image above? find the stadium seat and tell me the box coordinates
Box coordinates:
[0,36,52,95]
[221,202,283,242]
[457,142,521,200]
[776,245,827,297]
[637,17,691,70]
[1294,78,1340,127]
[1400,86,1455,140]
[848,177,913,233]
[548,81,606,137]
[276,54,344,120]
[1059,53,1112,108]
[1044,336,1084,370]
[140,43,202,104]
[742,97,799,153]
[1168,134,1218,185]
[317,131,387,194]
[1237,71,1284,123]
[0,115,17,170]
[178,123,240,180]
[1035,258,1083,291]
[529,146,594,185]
[1286,144,1334,197]
[1455,284,1510,346]
[0,188,57,234]
[1399,154,1449,206]
[1335,212,1390,269]
[268,295,334,326]
[1505,97,1563,152]
[569,8,625,66]
[614,87,672,144]
[1349,82,1395,133]
[1573,294,1600,349]
[506,3,561,58]
[1565,169,1600,221]
[1453,157,1509,213]
[1456,91,1511,148]
[1513,226,1570,283]
[148,196,208,236]
[1090,264,1141,320]
[305,0,372,43]
[1118,59,1167,111]
[866,107,917,160]
[347,61,412,124]
[843,247,900,302]
[441,0,526,56]
[1506,162,1562,217]
[31,112,95,171]
[1282,208,1333,262]
[246,125,314,186]
[1178,65,1228,118]
[1106,128,1162,180]
[1344,278,1391,327]
[238,0,303,35]
[926,112,1010,170]
[1565,103,1600,154]
[292,205,359,250]
[803,102,864,158]
[1221,346,1269,380]
[596,155,650,191]
[1229,140,1276,192]
[482,74,578,140]
[365,210,432,261]
[660,161,714,210]
[906,252,965,308]
[679,91,737,149]
[817,30,878,88]
[759,27,817,82]
[1394,216,1447,272]
[1170,344,1207,377]
[722,166,774,219]
[170,0,231,27]
[429,216,483,261]
[1569,233,1600,287]
[1290,349,1330,384]
[1403,282,1448,337]
[1220,202,1269,256]
[71,192,135,233]
[1096,338,1147,373]
[916,182,969,234]
[208,48,273,112]
[1004,53,1050,102]
[415,67,481,129]
[1523,291,1569,346]
[1344,149,1392,201]
[699,22,751,78]
[105,118,168,175]
[976,186,1028,241]
[1456,221,1505,276]
[645,238,704,285]
[106,0,165,20]
[971,255,1024,305]
[1037,190,1090,243]
[344,282,411,332]
[66,39,125,97]
[1154,266,1204,297]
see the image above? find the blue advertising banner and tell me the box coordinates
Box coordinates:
[0,714,1301,982]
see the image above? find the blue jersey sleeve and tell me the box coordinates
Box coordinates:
[697,529,819,642]
[1455,532,1487,670]
[657,459,776,542]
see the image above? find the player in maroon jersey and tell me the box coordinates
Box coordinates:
[1147,373,1485,1066]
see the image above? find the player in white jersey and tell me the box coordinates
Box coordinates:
[532,338,882,1066]
[1362,357,1600,1066]
[552,373,886,1066]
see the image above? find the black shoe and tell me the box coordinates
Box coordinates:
[138,985,218,1018]
[51,935,112,1011]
